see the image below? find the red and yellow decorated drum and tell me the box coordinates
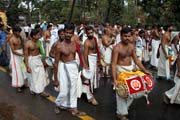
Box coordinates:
[116,71,154,98]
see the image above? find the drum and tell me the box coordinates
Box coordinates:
[81,69,92,81]
[45,57,53,67]
[116,71,154,98]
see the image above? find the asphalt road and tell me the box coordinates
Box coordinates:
[0,66,180,120]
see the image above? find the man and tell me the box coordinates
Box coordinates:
[83,26,99,105]
[53,23,86,116]
[0,17,6,52]
[43,24,52,57]
[47,29,65,85]
[135,29,145,62]
[9,26,27,92]
[49,29,65,58]
[24,29,49,96]
[163,47,180,104]
[157,24,173,80]
[150,25,161,68]
[100,27,114,77]
[111,27,150,120]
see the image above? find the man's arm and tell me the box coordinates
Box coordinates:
[83,41,90,69]
[24,41,31,73]
[111,46,119,86]
[161,34,169,59]
[49,42,57,58]
[132,50,150,74]
[177,52,180,77]
[9,38,23,56]
[53,44,61,86]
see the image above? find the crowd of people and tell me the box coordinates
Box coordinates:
[0,18,180,120]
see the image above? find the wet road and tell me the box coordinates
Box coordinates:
[0,66,180,120]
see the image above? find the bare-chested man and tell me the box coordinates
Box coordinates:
[9,26,27,92]
[53,23,86,116]
[111,27,150,120]
[150,25,161,68]
[24,29,49,97]
[49,29,65,58]
[157,24,173,80]
[82,26,99,106]
[43,24,52,57]
[100,27,114,77]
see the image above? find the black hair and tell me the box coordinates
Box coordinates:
[164,24,173,31]
[47,24,52,29]
[12,26,22,33]
[34,24,41,29]
[58,29,64,35]
[85,26,94,33]
[121,27,132,35]
[30,29,40,38]
[64,23,75,31]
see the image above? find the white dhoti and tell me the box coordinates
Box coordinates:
[82,54,98,100]
[28,55,49,93]
[55,60,79,108]
[116,65,134,115]
[150,39,160,67]
[88,54,99,91]
[165,70,180,104]
[102,46,112,75]
[11,49,27,87]
[157,46,170,80]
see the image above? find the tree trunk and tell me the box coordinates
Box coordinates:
[104,0,112,23]
[68,0,76,23]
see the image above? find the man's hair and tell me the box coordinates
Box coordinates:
[34,24,41,29]
[47,24,52,29]
[58,29,64,35]
[164,24,173,31]
[64,23,75,31]
[121,27,132,35]
[12,26,22,33]
[85,26,94,33]
[30,29,40,38]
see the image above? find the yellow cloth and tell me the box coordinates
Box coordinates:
[117,71,145,84]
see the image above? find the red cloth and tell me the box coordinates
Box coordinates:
[75,41,83,67]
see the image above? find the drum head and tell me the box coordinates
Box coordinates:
[45,57,53,67]
[82,69,92,80]
[116,84,128,98]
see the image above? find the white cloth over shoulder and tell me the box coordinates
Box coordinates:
[28,55,49,93]
[11,49,27,87]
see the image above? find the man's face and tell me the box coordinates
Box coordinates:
[121,32,132,44]
[86,29,94,40]
[168,26,173,32]
[59,31,65,41]
[34,32,41,40]
[65,29,74,41]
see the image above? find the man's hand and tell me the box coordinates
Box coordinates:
[144,70,152,76]
[27,66,31,73]
[52,80,59,87]
[165,54,169,60]
[113,81,118,90]
[177,72,180,78]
